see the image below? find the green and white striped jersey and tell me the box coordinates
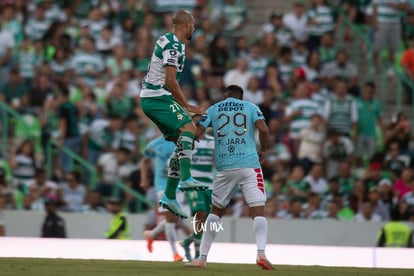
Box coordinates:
[24,18,51,41]
[13,154,35,186]
[285,99,319,139]
[191,135,215,187]
[307,6,335,36]
[247,56,268,78]
[324,96,358,135]
[278,61,296,84]
[114,130,137,153]
[402,191,414,207]
[70,51,104,79]
[87,119,118,150]
[50,60,70,76]
[18,49,42,78]
[373,0,406,23]
[311,88,330,109]
[140,32,185,98]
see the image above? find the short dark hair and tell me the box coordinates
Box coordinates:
[35,168,45,176]
[279,46,292,56]
[58,83,70,98]
[108,114,122,120]
[225,85,244,99]
[118,147,131,155]
[365,81,376,90]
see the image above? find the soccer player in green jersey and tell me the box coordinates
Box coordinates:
[140,10,207,219]
[180,130,215,261]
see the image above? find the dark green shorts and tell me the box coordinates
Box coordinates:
[185,189,212,215]
[141,95,192,141]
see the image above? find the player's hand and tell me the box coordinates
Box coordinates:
[185,104,205,115]
[140,180,150,190]
[258,150,266,164]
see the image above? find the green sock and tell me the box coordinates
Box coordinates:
[164,152,180,199]
[194,232,202,258]
[177,131,194,180]
[164,177,179,199]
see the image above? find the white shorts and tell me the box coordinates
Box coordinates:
[212,168,266,209]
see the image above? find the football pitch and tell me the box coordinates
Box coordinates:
[0,258,413,276]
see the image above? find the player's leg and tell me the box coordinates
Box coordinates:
[241,168,274,270]
[193,189,212,259]
[176,122,208,191]
[144,191,170,253]
[144,219,166,253]
[165,211,183,262]
[181,189,211,260]
[177,216,194,261]
[186,172,236,268]
[159,151,189,218]
[192,210,207,259]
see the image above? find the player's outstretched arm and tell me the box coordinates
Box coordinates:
[165,66,204,114]
[194,125,206,141]
[255,119,269,164]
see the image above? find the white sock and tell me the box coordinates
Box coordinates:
[253,216,267,256]
[199,214,220,261]
[149,220,166,238]
[165,222,178,254]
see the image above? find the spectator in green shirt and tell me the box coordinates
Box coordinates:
[285,165,310,203]
[1,4,23,46]
[57,85,80,175]
[356,81,383,167]
[0,68,28,111]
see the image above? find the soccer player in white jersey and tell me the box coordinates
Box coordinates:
[140,10,207,219]
[186,85,274,270]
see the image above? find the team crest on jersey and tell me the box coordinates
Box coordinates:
[176,113,184,121]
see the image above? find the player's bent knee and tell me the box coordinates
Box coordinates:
[248,202,265,218]
[210,204,225,218]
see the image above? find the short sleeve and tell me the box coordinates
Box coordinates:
[162,43,181,68]
[143,139,158,159]
[350,100,358,122]
[198,107,212,129]
[252,104,265,122]
[5,32,15,49]
[96,55,105,72]
[285,103,293,117]
[97,153,109,167]
[344,137,354,154]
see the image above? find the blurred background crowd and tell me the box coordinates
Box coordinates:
[1,0,414,231]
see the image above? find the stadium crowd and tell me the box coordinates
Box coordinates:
[1,0,414,233]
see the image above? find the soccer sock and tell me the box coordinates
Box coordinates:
[177,131,194,181]
[149,220,166,238]
[164,151,180,200]
[199,214,220,261]
[193,232,202,258]
[253,216,268,256]
[165,222,178,255]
